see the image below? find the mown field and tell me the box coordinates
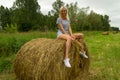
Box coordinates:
[0,31,120,80]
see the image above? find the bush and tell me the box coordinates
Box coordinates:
[4,23,18,33]
[0,35,30,57]
[0,58,12,73]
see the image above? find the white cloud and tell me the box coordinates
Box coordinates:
[38,0,54,14]
[0,0,15,8]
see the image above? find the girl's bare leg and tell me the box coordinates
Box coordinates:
[58,34,72,67]
[73,33,88,58]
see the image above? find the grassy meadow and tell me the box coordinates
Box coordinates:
[0,31,120,80]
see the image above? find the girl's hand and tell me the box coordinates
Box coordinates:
[70,34,75,40]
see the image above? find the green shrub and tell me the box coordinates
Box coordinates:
[0,58,12,73]
[4,23,18,33]
[0,31,56,57]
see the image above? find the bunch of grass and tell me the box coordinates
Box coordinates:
[14,38,90,80]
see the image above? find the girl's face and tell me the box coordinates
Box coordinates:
[60,8,67,17]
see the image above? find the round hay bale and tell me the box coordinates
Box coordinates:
[102,31,109,35]
[14,38,90,80]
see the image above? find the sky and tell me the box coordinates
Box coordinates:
[0,0,120,29]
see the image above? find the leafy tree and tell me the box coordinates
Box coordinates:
[47,0,65,31]
[51,0,65,16]
[66,2,78,31]
[110,27,119,31]
[0,6,11,28]
[87,11,102,30]
[77,7,90,31]
[0,0,111,32]
[101,15,110,31]
[66,3,90,31]
[12,0,41,31]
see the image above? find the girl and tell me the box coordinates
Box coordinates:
[56,6,88,68]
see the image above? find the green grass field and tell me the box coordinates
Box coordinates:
[0,31,120,80]
[86,32,120,80]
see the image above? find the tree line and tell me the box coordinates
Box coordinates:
[0,0,119,32]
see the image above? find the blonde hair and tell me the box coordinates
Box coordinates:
[59,6,69,20]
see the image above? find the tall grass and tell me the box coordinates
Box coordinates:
[85,32,120,80]
[0,31,120,80]
[0,31,56,56]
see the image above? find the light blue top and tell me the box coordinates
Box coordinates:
[56,18,70,37]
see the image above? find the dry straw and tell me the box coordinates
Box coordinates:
[14,38,90,80]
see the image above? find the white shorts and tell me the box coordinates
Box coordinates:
[57,31,63,38]
[57,30,70,38]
